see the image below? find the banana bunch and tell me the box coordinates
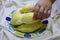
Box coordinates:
[10,4,47,33]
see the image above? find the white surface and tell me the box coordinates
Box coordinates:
[0,0,60,40]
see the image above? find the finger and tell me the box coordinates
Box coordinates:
[44,8,48,18]
[46,10,51,18]
[31,7,35,12]
[42,8,47,19]
[33,5,41,20]
[33,12,38,20]
[39,6,44,12]
[44,8,50,18]
[34,6,40,12]
[31,4,39,12]
[37,7,44,20]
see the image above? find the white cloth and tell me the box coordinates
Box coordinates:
[0,0,60,40]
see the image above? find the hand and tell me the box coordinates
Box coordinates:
[32,0,55,20]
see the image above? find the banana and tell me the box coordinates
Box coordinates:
[20,4,33,13]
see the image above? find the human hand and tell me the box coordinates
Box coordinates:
[32,0,55,20]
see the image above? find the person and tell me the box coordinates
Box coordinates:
[32,0,55,20]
